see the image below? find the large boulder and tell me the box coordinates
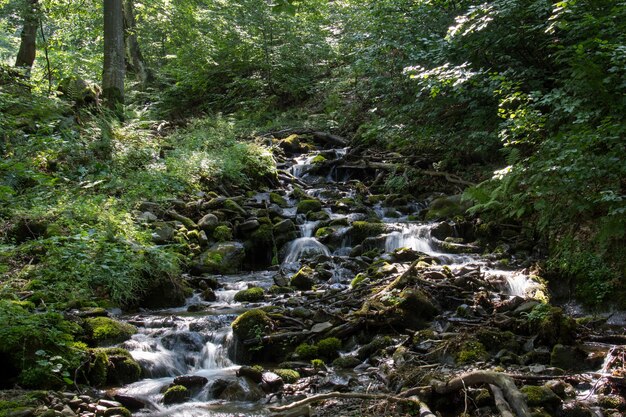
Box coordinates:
[196,242,245,274]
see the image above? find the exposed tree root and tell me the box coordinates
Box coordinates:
[490,384,515,417]
[432,371,531,417]
[268,392,435,417]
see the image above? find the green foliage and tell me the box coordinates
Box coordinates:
[0,300,84,388]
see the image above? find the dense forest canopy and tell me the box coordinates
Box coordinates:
[0,0,624,405]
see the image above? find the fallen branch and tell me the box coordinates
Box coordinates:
[432,371,531,417]
[268,392,434,416]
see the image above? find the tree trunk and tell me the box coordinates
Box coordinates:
[15,0,39,72]
[123,0,150,88]
[103,0,125,109]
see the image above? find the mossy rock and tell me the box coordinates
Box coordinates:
[475,329,519,353]
[103,348,141,385]
[163,385,189,405]
[268,285,294,294]
[521,385,562,408]
[232,309,274,345]
[85,348,109,387]
[295,343,319,360]
[357,336,394,360]
[85,317,137,346]
[297,199,322,214]
[425,194,471,220]
[307,211,330,221]
[273,369,300,383]
[245,224,275,265]
[316,337,341,360]
[311,155,327,164]
[223,199,247,216]
[213,225,233,242]
[534,307,578,347]
[349,221,385,245]
[350,273,368,289]
[393,289,439,330]
[196,241,245,274]
[280,134,308,154]
[137,274,187,309]
[104,407,132,417]
[234,287,265,303]
[270,192,288,208]
[550,344,588,371]
[456,340,489,364]
[332,356,361,369]
[290,266,316,290]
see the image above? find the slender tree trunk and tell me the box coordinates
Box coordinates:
[103,0,125,109]
[15,0,39,73]
[123,0,150,88]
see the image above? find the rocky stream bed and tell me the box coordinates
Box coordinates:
[7,132,626,417]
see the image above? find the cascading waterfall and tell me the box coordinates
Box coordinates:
[385,223,436,254]
[114,144,548,416]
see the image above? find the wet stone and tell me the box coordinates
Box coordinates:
[113,395,145,411]
[173,375,209,389]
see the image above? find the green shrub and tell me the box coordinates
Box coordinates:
[0,300,83,388]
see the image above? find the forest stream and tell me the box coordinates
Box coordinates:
[91,138,626,417]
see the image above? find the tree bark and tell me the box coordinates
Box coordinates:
[103,0,125,109]
[15,0,39,72]
[123,0,150,88]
